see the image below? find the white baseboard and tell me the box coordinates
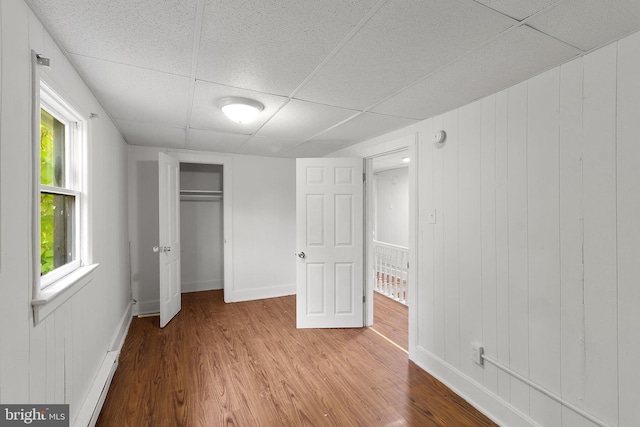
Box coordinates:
[226,283,296,302]
[413,345,537,427]
[132,298,159,316]
[181,279,223,293]
[74,302,132,427]
[135,284,296,312]
[109,301,132,352]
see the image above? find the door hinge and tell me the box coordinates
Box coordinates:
[363,295,366,303]
[363,172,366,182]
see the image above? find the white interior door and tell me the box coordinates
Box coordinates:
[296,158,364,328]
[158,152,181,327]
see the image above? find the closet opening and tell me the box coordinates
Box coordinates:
[179,162,224,294]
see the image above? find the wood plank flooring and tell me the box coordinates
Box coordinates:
[372,291,408,351]
[97,291,497,427]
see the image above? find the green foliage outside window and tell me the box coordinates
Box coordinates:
[40,109,56,275]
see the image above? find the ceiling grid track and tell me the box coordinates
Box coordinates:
[184,0,206,149]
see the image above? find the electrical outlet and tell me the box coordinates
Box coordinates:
[471,343,484,366]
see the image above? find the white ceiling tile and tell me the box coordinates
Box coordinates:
[72,55,190,127]
[309,113,417,145]
[372,26,580,120]
[235,136,300,156]
[29,0,197,75]
[29,0,640,157]
[295,0,515,110]
[474,0,560,21]
[196,0,379,95]
[116,120,186,148]
[186,129,251,153]
[527,0,640,51]
[280,142,345,158]
[256,99,357,141]
[190,80,289,133]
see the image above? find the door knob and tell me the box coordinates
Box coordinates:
[153,246,171,253]
[297,251,306,259]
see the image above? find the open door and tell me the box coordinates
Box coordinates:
[158,152,181,327]
[296,158,364,328]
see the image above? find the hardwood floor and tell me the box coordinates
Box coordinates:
[97,290,497,426]
[372,291,408,351]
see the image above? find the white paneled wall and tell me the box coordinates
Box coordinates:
[616,31,640,427]
[413,32,640,427]
[0,1,131,425]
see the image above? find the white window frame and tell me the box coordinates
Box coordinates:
[30,51,97,324]
[38,85,85,288]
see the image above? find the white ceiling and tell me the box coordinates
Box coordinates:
[27,0,640,158]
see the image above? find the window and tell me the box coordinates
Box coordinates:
[38,82,85,288]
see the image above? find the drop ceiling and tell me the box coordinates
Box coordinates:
[27,0,640,158]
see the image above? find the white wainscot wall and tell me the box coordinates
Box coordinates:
[0,2,132,425]
[338,30,640,427]
[416,34,640,427]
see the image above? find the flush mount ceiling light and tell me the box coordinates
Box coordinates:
[218,97,264,124]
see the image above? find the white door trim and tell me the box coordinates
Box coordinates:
[166,151,234,303]
[362,135,418,356]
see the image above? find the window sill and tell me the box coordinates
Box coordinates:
[32,263,100,325]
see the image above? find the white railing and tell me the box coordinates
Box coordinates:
[373,240,408,305]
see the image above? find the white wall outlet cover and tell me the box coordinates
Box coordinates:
[433,130,446,146]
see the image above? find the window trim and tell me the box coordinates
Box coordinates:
[31,51,97,323]
[38,81,85,289]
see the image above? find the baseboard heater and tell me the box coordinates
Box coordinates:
[74,350,119,427]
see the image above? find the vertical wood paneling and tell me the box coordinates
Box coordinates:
[0,1,130,419]
[45,316,56,402]
[29,321,47,403]
[54,304,70,404]
[0,0,31,403]
[27,7,44,52]
[418,118,435,352]
[411,30,640,427]
[71,293,86,422]
[506,81,530,413]
[616,30,640,427]
[432,114,446,359]
[494,89,511,402]
[443,109,460,368]
[480,94,498,394]
[527,68,562,426]
[458,101,483,382]
[558,58,587,426]
[582,43,619,424]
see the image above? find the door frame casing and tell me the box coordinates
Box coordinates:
[361,134,418,357]
[164,151,234,303]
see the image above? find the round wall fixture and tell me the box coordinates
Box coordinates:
[433,130,446,147]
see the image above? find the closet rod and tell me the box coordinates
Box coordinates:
[180,189,222,194]
[180,194,223,202]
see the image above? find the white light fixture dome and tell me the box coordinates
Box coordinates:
[218,97,264,124]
